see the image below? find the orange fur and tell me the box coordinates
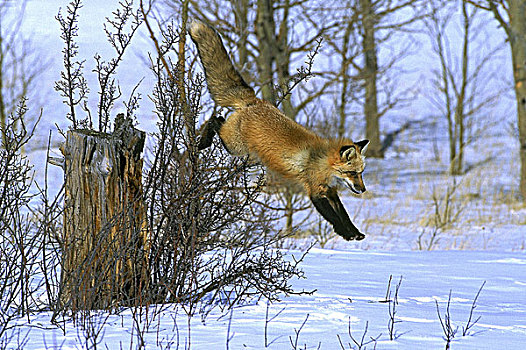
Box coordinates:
[218,98,368,197]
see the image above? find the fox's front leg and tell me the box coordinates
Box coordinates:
[310,186,365,241]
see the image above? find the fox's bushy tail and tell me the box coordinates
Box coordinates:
[188,20,256,109]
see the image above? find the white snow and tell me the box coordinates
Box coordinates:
[5,249,524,349]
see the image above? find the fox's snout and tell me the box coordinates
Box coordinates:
[348,182,366,194]
[344,178,366,194]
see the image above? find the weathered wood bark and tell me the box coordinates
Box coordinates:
[59,116,148,310]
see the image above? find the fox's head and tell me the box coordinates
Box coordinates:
[333,139,369,194]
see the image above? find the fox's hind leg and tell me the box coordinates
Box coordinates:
[198,115,225,150]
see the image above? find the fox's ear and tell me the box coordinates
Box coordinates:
[355,139,369,154]
[340,145,356,160]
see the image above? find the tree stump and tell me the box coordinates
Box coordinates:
[58,115,148,311]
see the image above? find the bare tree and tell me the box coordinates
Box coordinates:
[466,0,526,200]
[306,0,425,157]
[0,0,47,147]
[321,10,361,139]
[303,2,362,140]
[357,0,426,157]
[424,0,504,175]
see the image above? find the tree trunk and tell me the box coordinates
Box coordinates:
[508,0,526,199]
[255,0,277,103]
[338,19,354,139]
[233,0,250,70]
[58,116,148,311]
[451,0,470,176]
[275,0,296,120]
[360,0,382,158]
[0,35,6,147]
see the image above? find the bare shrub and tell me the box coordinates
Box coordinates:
[143,34,310,314]
[0,0,48,146]
[417,179,466,250]
[387,275,403,340]
[289,313,315,350]
[337,318,381,350]
[461,281,485,336]
[0,99,41,347]
[434,282,487,349]
[435,291,457,350]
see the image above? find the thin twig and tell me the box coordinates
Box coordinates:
[462,281,486,336]
[140,0,175,81]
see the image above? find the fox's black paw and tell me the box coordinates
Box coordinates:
[354,232,365,241]
[197,124,214,150]
[339,230,365,241]
[198,116,225,150]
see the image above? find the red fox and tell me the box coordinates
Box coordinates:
[188,21,369,241]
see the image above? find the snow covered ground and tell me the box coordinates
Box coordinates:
[8,249,526,349]
[2,1,525,349]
